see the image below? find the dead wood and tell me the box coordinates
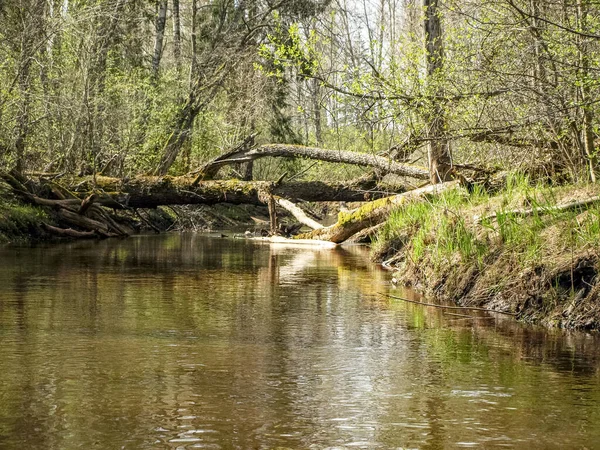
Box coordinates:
[193,144,430,182]
[294,181,461,244]
[78,193,97,215]
[275,197,324,230]
[55,175,405,208]
[475,195,600,223]
[383,293,516,315]
[42,223,103,239]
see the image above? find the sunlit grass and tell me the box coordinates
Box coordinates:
[375,172,600,268]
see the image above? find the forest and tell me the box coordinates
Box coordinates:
[1,0,598,181]
[2,0,600,328]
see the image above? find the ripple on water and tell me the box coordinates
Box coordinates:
[1,234,600,449]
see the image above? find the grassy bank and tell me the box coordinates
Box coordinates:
[0,181,52,244]
[374,174,600,329]
[0,201,51,244]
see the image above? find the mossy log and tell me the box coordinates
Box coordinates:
[294,181,461,244]
[60,175,405,208]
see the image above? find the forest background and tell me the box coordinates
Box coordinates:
[1,0,599,184]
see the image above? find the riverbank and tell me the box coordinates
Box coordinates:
[0,176,286,243]
[373,174,600,330]
[0,181,52,244]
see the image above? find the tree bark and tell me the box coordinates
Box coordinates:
[423,0,452,183]
[152,0,168,77]
[294,181,460,243]
[194,144,430,181]
[172,0,182,75]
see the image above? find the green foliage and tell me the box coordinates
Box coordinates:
[378,188,489,266]
[0,199,49,243]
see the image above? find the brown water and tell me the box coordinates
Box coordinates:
[0,233,599,449]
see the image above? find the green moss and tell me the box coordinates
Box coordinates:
[0,200,50,244]
[338,196,391,226]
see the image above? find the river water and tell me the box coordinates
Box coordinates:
[0,233,599,449]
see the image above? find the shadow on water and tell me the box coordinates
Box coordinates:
[0,233,599,449]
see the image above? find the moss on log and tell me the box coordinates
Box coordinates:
[294,181,461,243]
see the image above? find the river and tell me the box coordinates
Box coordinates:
[0,233,599,449]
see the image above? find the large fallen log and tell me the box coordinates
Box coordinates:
[193,144,430,181]
[58,175,406,208]
[3,169,443,241]
[294,181,461,244]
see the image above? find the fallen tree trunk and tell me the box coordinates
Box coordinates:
[1,169,424,240]
[42,223,103,239]
[474,195,600,223]
[294,181,461,244]
[58,175,406,208]
[275,197,324,230]
[193,144,430,181]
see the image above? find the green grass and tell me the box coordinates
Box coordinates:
[0,200,49,243]
[375,184,489,266]
[374,173,600,268]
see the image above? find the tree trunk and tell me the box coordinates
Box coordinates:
[194,144,430,181]
[294,181,460,243]
[1,172,405,210]
[576,0,597,182]
[172,0,182,75]
[190,0,198,89]
[152,0,168,77]
[423,0,452,184]
[312,76,323,146]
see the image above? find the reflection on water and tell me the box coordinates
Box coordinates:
[0,233,599,449]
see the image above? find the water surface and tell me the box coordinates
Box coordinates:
[0,233,599,449]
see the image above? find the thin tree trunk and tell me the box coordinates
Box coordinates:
[152,0,168,78]
[190,0,198,89]
[312,78,323,146]
[15,56,31,173]
[172,0,182,75]
[423,0,452,184]
[576,0,597,182]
